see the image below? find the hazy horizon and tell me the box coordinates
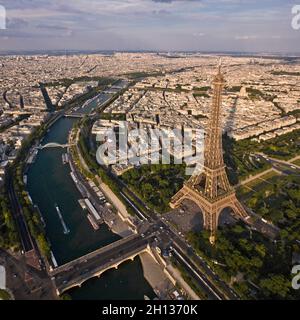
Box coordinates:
[0,0,299,53]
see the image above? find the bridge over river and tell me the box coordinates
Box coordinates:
[37,142,74,149]
[51,234,155,295]
[64,113,85,118]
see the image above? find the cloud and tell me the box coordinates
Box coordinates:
[6,17,28,29]
[193,32,205,37]
[152,9,171,15]
[152,0,173,3]
[235,35,258,40]
[152,0,200,2]
[0,0,298,53]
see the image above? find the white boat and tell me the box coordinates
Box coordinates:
[55,204,70,235]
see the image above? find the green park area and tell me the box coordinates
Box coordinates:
[243,173,300,243]
[271,71,300,76]
[236,170,280,199]
[223,128,300,183]
[124,71,164,79]
[258,129,300,160]
[186,170,300,299]
[121,162,186,213]
[188,221,299,299]
[223,136,271,185]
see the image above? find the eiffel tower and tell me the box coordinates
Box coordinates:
[170,64,249,244]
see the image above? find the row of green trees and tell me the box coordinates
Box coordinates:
[121,162,186,213]
[8,124,51,257]
[188,222,299,300]
[0,124,50,252]
[0,193,19,251]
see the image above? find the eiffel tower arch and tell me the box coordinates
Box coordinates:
[170,64,249,245]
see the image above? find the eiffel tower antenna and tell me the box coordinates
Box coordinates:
[170,63,250,244]
[218,57,222,71]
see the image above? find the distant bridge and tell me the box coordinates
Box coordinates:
[38,142,74,149]
[51,234,155,295]
[64,113,85,118]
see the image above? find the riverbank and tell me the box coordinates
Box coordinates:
[139,252,174,299]
[67,142,135,239]
[102,207,133,238]
[165,264,200,300]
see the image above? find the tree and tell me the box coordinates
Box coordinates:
[37,234,51,257]
[259,275,290,299]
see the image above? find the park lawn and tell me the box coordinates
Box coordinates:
[237,170,280,198]
[244,173,300,239]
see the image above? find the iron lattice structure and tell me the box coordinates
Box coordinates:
[170,66,249,244]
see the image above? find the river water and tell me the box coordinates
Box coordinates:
[26,93,155,299]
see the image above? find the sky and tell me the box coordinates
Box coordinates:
[0,0,299,53]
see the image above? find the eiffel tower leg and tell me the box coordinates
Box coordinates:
[203,210,217,245]
[169,188,188,209]
[231,197,249,219]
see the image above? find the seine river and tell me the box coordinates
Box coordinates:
[27,94,155,299]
